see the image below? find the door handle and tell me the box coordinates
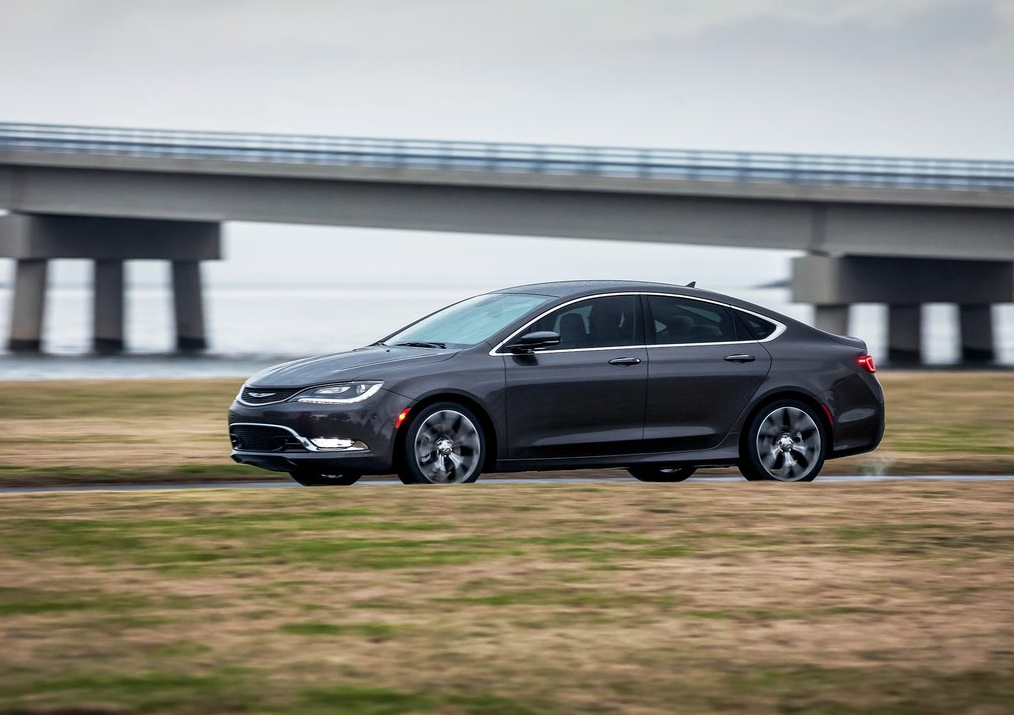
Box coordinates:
[724,354,756,363]
[608,357,642,366]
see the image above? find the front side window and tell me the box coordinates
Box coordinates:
[530,295,638,349]
[385,293,552,348]
[646,295,738,344]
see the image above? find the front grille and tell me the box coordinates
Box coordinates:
[240,387,302,405]
[230,425,306,452]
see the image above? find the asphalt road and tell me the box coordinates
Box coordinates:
[1,474,1012,494]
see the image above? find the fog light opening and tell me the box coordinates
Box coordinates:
[308,437,368,451]
[310,438,354,449]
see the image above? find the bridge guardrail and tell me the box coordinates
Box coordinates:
[2,122,1013,191]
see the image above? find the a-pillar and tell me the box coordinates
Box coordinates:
[887,305,922,365]
[813,305,850,336]
[7,259,49,352]
[172,260,207,351]
[93,259,125,353]
[959,305,995,363]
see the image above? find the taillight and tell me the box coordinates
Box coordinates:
[857,354,876,373]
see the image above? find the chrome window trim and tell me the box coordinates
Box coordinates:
[229,422,369,453]
[489,291,785,356]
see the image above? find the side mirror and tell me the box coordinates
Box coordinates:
[506,331,560,353]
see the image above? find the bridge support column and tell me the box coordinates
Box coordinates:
[1,213,220,353]
[792,255,1012,365]
[813,305,850,336]
[93,260,125,353]
[886,305,922,365]
[7,259,49,352]
[959,305,995,363]
[172,261,207,351]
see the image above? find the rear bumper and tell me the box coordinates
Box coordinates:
[824,372,885,458]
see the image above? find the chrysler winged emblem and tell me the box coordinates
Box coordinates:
[248,391,276,398]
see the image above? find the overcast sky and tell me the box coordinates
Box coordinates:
[2,0,1012,291]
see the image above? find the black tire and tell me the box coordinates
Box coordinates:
[288,471,361,486]
[627,465,696,482]
[400,402,486,484]
[739,399,826,482]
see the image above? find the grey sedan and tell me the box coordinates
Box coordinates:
[229,280,884,485]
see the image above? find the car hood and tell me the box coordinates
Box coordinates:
[247,346,458,388]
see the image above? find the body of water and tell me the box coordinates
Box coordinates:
[0,281,1011,380]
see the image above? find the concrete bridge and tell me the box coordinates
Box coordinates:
[1,122,1012,361]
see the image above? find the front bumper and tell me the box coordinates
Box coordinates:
[227,388,412,475]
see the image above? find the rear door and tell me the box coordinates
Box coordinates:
[641,294,771,451]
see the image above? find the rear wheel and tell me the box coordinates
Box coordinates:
[401,402,485,484]
[739,400,826,482]
[627,465,696,482]
[288,471,361,486]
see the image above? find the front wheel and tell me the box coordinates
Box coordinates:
[400,402,486,484]
[739,400,826,482]
[627,465,696,482]
[289,471,361,486]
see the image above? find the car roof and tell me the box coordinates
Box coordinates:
[497,279,721,302]
[493,280,807,330]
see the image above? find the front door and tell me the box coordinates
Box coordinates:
[504,295,648,459]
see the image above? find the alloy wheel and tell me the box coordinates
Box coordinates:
[754,405,822,481]
[412,408,483,484]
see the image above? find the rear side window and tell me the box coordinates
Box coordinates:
[734,310,778,340]
[646,296,737,344]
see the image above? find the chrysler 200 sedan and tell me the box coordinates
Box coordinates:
[229,281,884,485]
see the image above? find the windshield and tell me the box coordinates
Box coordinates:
[383,293,551,348]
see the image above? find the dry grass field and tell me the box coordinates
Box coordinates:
[2,372,1013,713]
[1,370,1012,485]
[1,481,1013,714]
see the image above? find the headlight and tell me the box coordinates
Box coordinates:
[292,382,383,405]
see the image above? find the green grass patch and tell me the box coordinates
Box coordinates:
[451,587,623,609]
[685,609,734,620]
[281,621,400,639]
[1,670,255,713]
[0,461,259,484]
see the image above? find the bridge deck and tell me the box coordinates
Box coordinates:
[2,122,1013,192]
